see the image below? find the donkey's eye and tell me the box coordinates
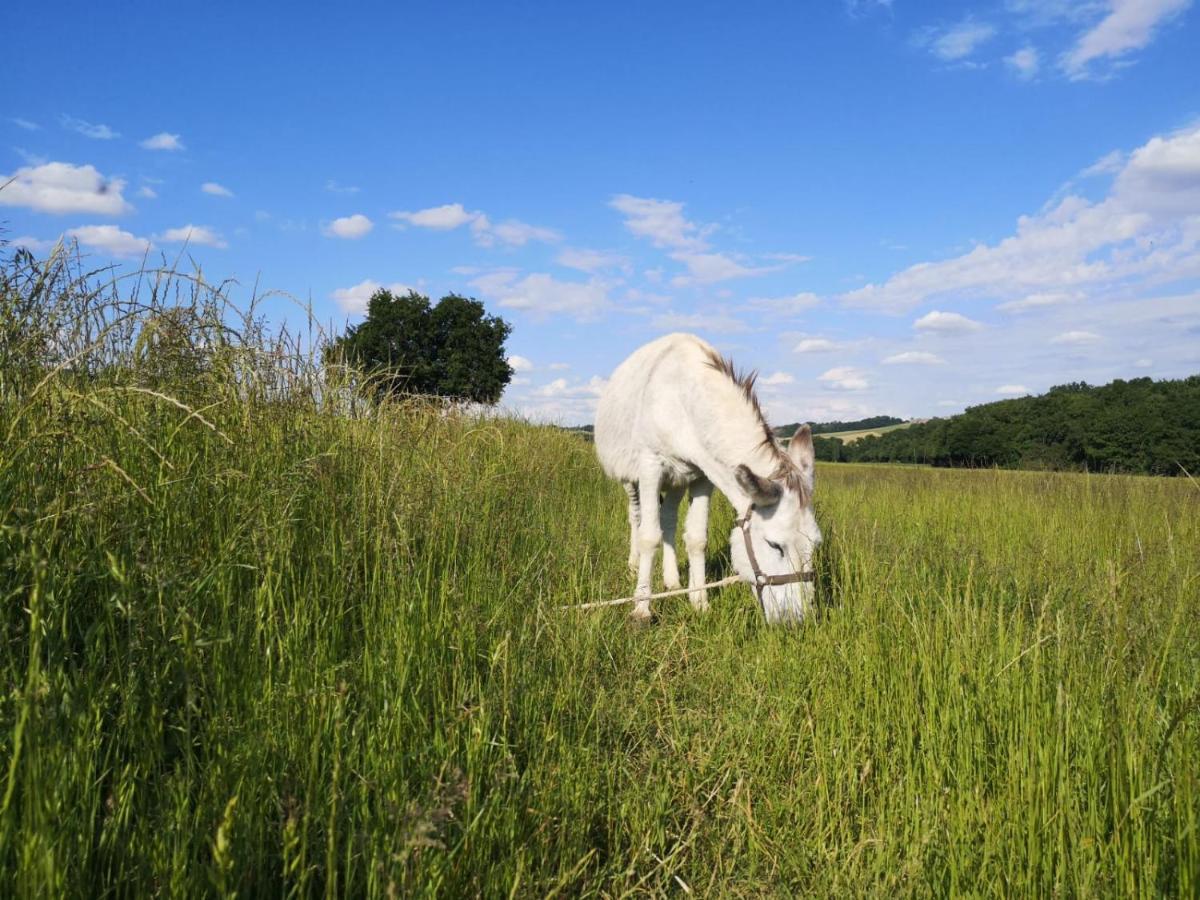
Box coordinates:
[766,540,784,556]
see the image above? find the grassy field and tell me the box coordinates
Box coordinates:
[2,260,1199,896]
[818,421,914,444]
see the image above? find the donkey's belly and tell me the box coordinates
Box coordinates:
[661,456,703,488]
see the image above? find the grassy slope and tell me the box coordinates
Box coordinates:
[819,421,914,444]
[2,378,1198,896]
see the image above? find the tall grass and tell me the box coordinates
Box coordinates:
[2,247,1198,896]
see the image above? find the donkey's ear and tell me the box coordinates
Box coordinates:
[735,464,783,507]
[788,424,815,475]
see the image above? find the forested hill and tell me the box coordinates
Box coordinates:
[775,415,904,437]
[816,375,1200,476]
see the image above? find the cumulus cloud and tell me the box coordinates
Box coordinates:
[669,251,777,286]
[793,337,844,353]
[914,310,984,334]
[157,224,227,248]
[201,182,234,197]
[1060,0,1191,80]
[882,351,945,364]
[760,371,795,386]
[508,355,534,372]
[60,115,119,140]
[533,376,608,398]
[0,162,131,215]
[609,194,712,250]
[1049,329,1101,344]
[819,366,870,391]
[472,271,610,319]
[322,214,374,239]
[330,279,416,315]
[140,132,184,151]
[1006,45,1041,79]
[66,224,152,257]
[996,291,1083,313]
[916,18,997,61]
[10,235,56,253]
[389,203,559,246]
[841,123,1200,312]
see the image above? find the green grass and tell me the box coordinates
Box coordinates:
[2,256,1199,896]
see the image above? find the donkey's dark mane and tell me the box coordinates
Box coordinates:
[703,347,808,497]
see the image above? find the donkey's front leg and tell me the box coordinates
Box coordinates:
[660,485,685,591]
[632,466,663,622]
[684,478,712,612]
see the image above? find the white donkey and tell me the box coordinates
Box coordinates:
[595,333,822,624]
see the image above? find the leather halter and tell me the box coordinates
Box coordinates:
[735,506,815,614]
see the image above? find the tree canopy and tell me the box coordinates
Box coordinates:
[328,289,513,404]
[811,375,1200,476]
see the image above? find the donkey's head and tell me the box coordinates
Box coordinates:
[730,425,821,624]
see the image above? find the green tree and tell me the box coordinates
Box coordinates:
[328,289,513,404]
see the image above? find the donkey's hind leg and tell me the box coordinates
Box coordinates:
[660,485,685,591]
[632,464,663,622]
[623,481,641,575]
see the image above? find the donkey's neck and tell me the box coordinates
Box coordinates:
[692,377,786,510]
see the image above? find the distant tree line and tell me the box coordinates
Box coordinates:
[811,375,1200,476]
[775,415,903,438]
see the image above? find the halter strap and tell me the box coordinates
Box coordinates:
[735,506,815,613]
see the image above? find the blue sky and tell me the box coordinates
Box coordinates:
[4,0,1199,423]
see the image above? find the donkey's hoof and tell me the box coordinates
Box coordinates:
[629,606,654,626]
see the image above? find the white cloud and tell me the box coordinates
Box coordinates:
[391,203,479,229]
[0,162,131,215]
[669,251,775,286]
[325,179,360,194]
[1049,329,1101,344]
[66,224,152,257]
[60,115,119,140]
[157,224,228,248]
[556,247,629,273]
[997,291,1083,312]
[330,279,416,315]
[842,123,1200,312]
[140,132,184,151]
[201,182,234,197]
[10,235,56,253]
[1006,45,1041,79]
[474,217,561,247]
[882,351,945,364]
[473,271,611,319]
[792,337,844,353]
[322,214,373,239]
[389,203,558,246]
[996,384,1031,395]
[533,375,607,398]
[1134,357,1153,367]
[11,118,39,131]
[609,194,712,250]
[743,292,821,315]
[548,362,570,370]
[761,371,795,386]
[917,19,997,61]
[819,366,870,391]
[1080,150,1125,177]
[1060,0,1190,80]
[914,310,984,334]
[651,311,750,333]
[508,355,534,372]
[137,186,158,199]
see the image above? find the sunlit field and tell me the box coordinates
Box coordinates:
[2,256,1198,896]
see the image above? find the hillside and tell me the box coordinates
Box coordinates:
[818,377,1200,476]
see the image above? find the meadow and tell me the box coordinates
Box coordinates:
[2,255,1198,896]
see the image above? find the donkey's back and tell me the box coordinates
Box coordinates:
[594,332,717,485]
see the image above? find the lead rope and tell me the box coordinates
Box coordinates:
[561,506,813,612]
